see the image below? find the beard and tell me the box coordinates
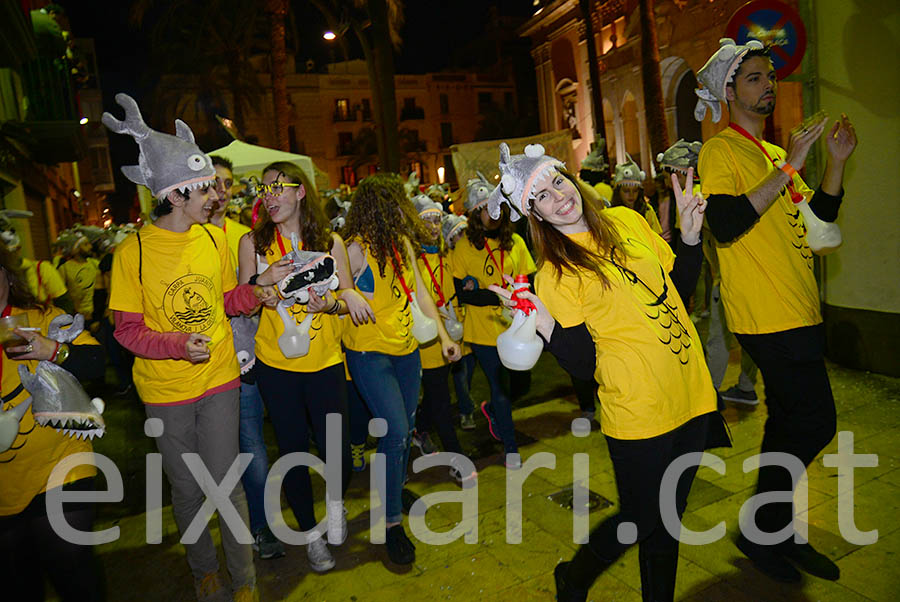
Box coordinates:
[750,96,776,116]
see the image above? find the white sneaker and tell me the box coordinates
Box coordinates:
[326,496,348,545]
[307,532,335,573]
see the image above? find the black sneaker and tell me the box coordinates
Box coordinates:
[779,541,840,581]
[554,561,588,602]
[252,526,285,560]
[385,525,416,565]
[736,535,801,583]
[401,487,419,514]
[721,385,759,406]
[411,430,438,456]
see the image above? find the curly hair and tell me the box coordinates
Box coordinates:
[526,169,626,289]
[465,204,515,252]
[253,162,332,256]
[0,244,40,309]
[343,173,431,277]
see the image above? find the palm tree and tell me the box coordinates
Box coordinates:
[639,0,669,161]
[310,0,405,172]
[266,0,290,151]
[579,0,610,168]
[130,0,269,146]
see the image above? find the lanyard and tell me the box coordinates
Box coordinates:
[483,242,505,285]
[391,244,413,302]
[728,123,803,204]
[36,261,44,300]
[419,252,446,307]
[222,220,226,234]
[276,231,302,259]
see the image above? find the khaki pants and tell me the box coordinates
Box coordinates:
[145,388,255,588]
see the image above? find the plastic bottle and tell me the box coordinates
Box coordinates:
[496,275,542,371]
[795,197,842,254]
[501,275,531,323]
[276,301,312,358]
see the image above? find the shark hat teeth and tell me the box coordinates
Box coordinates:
[657,139,703,174]
[694,37,765,123]
[102,92,215,198]
[488,142,565,223]
[613,153,646,188]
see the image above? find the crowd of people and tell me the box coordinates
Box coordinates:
[0,39,857,602]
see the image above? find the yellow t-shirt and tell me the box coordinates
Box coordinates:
[21,258,67,303]
[535,207,715,439]
[451,233,536,346]
[109,224,239,405]
[343,239,418,356]
[643,203,663,236]
[593,182,613,205]
[0,306,99,515]
[58,258,98,317]
[416,247,456,370]
[254,235,343,373]
[698,127,819,335]
[220,217,251,271]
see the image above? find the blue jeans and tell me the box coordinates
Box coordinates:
[239,381,269,534]
[452,352,476,415]
[471,343,518,454]
[345,349,421,523]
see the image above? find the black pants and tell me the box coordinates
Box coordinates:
[571,375,597,413]
[0,478,102,602]
[736,324,836,538]
[417,365,464,454]
[255,361,351,531]
[582,413,709,589]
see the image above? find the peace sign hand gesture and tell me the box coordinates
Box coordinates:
[672,167,706,246]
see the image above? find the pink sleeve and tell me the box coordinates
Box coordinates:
[224,283,261,316]
[114,311,191,360]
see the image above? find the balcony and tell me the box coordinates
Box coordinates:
[6,56,86,164]
[0,3,38,68]
[399,106,425,121]
[336,143,354,157]
[333,109,356,123]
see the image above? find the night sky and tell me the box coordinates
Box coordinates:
[62,0,536,210]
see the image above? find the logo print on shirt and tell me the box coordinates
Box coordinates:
[610,238,693,365]
[164,273,216,332]
[784,203,814,268]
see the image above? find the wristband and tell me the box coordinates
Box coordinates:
[779,161,798,178]
[53,343,70,365]
[248,274,259,286]
[50,341,61,362]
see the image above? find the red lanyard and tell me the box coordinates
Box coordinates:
[276,231,302,259]
[419,252,446,307]
[728,123,803,204]
[391,244,413,302]
[483,243,505,285]
[222,220,226,234]
[36,261,44,300]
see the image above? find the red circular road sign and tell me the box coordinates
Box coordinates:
[725,0,807,79]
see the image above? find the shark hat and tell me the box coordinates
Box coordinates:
[695,37,765,123]
[613,153,646,188]
[487,143,565,223]
[412,193,443,218]
[580,140,609,174]
[102,93,216,198]
[441,214,468,249]
[463,172,495,213]
[657,139,703,175]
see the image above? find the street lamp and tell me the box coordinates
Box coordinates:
[79,117,88,125]
[437,166,445,184]
[323,31,336,41]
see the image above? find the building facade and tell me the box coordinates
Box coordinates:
[521,0,804,175]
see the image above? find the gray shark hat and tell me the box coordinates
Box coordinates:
[487,143,565,223]
[412,193,443,218]
[102,93,216,198]
[441,214,468,248]
[463,172,495,213]
[657,139,703,174]
[695,38,765,123]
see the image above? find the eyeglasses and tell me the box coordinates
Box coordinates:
[257,182,300,196]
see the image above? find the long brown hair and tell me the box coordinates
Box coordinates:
[526,170,625,289]
[0,245,40,310]
[253,161,332,256]
[610,184,647,215]
[343,173,431,277]
[465,204,515,251]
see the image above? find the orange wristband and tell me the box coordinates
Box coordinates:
[780,162,798,178]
